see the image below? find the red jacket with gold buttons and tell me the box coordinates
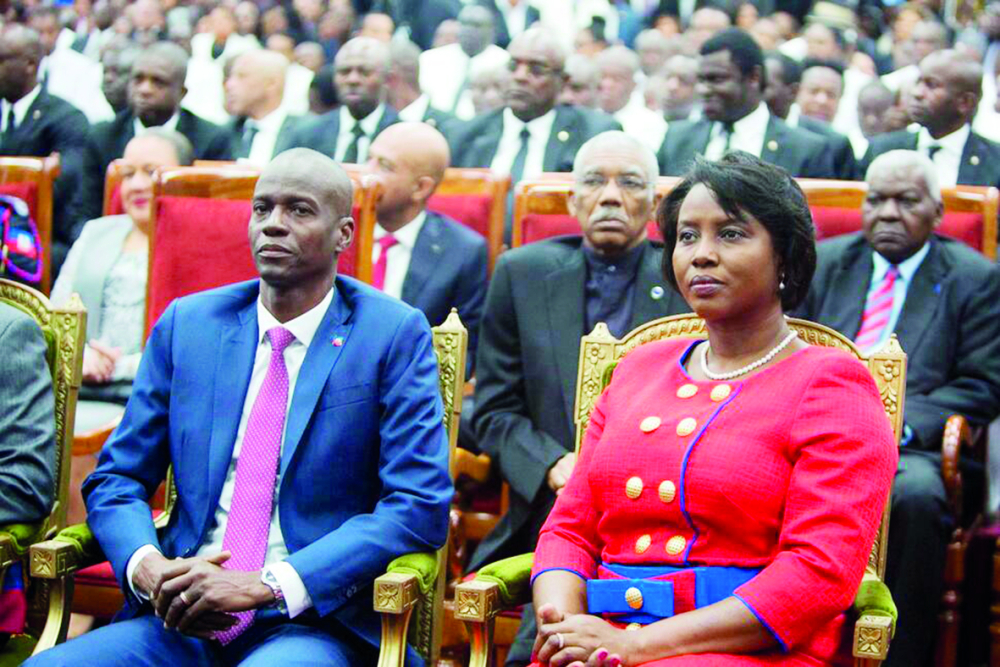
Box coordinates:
[532,339,898,665]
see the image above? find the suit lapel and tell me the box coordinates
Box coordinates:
[666,120,711,174]
[825,241,872,339]
[401,214,441,306]
[893,241,944,356]
[760,117,789,168]
[471,111,503,166]
[630,243,678,327]
[280,289,353,474]
[542,107,574,172]
[545,249,587,431]
[958,133,987,185]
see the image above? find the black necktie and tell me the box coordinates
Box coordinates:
[721,122,735,154]
[3,106,16,145]
[927,144,942,161]
[237,121,257,159]
[509,127,532,185]
[343,124,365,163]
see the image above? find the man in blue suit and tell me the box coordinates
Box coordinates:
[367,122,488,370]
[28,149,453,666]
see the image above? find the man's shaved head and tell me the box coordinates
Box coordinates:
[267,148,354,217]
[226,49,288,118]
[135,40,189,83]
[367,122,451,230]
[0,26,43,102]
[509,27,568,73]
[372,122,450,184]
[0,25,43,62]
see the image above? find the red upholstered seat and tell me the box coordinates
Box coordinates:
[0,156,60,291]
[0,181,38,214]
[428,193,492,239]
[427,168,509,273]
[810,206,984,252]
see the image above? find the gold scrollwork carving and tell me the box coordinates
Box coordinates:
[376,583,401,612]
[456,589,484,619]
[31,548,54,578]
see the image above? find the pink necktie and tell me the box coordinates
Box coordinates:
[855,265,899,351]
[215,326,296,644]
[372,234,399,291]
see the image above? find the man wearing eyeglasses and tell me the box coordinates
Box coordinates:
[469,131,688,667]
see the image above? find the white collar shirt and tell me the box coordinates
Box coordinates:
[133,111,180,137]
[373,211,427,300]
[1,85,42,132]
[614,94,668,153]
[704,102,769,161]
[398,94,430,123]
[916,124,970,188]
[240,107,289,166]
[490,107,557,183]
[497,0,530,37]
[862,242,931,352]
[334,103,384,163]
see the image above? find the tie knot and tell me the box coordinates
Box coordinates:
[927,144,942,159]
[519,127,531,140]
[886,265,900,279]
[378,234,399,251]
[352,123,365,138]
[267,326,296,353]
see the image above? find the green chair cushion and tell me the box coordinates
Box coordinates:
[852,577,897,633]
[477,553,534,608]
[53,523,105,567]
[0,523,46,558]
[0,633,37,667]
[386,552,438,595]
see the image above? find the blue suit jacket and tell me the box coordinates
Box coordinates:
[403,211,487,373]
[83,276,453,655]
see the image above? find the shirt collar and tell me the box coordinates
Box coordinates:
[375,210,426,250]
[251,106,287,133]
[731,101,770,137]
[4,85,42,127]
[256,287,335,350]
[398,94,430,123]
[917,123,970,155]
[785,103,801,127]
[134,111,180,136]
[872,240,931,285]
[340,102,385,136]
[582,240,645,276]
[502,106,557,138]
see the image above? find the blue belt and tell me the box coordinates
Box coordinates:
[586,563,761,624]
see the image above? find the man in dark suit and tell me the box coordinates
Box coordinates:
[658,28,837,179]
[26,149,452,667]
[386,39,457,133]
[0,25,90,273]
[764,52,858,180]
[371,0,461,51]
[0,302,55,526]
[862,49,1000,190]
[477,0,540,48]
[796,150,1000,667]
[74,41,233,226]
[224,49,307,166]
[470,131,689,666]
[367,122,487,368]
[281,37,399,164]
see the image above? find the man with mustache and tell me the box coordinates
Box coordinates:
[796,150,1000,667]
[657,28,837,179]
[861,49,1000,189]
[469,131,689,667]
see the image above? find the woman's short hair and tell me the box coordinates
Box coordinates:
[657,151,816,311]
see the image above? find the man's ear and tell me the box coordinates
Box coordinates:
[413,175,437,204]
[336,216,356,254]
[566,188,579,219]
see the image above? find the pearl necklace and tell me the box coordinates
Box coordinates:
[700,330,799,381]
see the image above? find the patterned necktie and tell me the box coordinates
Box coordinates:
[216,326,296,644]
[372,234,399,291]
[342,123,365,163]
[855,265,899,352]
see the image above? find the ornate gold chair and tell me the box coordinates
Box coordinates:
[374,310,468,667]
[0,278,85,664]
[454,314,906,667]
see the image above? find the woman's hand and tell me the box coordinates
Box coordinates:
[83,340,122,384]
[535,609,635,667]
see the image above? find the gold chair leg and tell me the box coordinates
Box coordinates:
[31,577,73,654]
[374,572,420,667]
[454,579,502,667]
[464,615,497,667]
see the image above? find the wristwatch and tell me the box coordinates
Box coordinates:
[260,569,288,615]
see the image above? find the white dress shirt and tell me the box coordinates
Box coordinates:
[238,107,289,166]
[419,43,509,120]
[1,85,42,133]
[397,95,431,124]
[490,107,557,182]
[496,0,530,38]
[133,112,180,137]
[126,289,336,619]
[862,243,930,353]
[614,95,668,153]
[39,48,114,123]
[703,102,769,161]
[373,212,427,300]
[916,124,970,188]
[334,103,385,163]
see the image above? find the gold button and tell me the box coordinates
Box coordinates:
[658,480,676,504]
[635,534,651,554]
[626,622,643,631]
[676,383,698,398]
[625,586,643,609]
[710,384,732,402]
[676,417,697,436]
[639,416,661,433]
[666,535,687,555]
[625,476,644,499]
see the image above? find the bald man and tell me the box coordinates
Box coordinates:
[386,39,456,131]
[283,37,399,163]
[225,50,307,165]
[27,148,452,667]
[862,49,1000,188]
[471,131,689,666]
[595,45,669,152]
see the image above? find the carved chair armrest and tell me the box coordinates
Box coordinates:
[28,523,106,580]
[941,414,974,520]
[373,552,438,667]
[72,416,122,457]
[0,521,47,568]
[852,574,896,661]
[455,448,492,484]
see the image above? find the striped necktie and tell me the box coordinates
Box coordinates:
[855,265,899,351]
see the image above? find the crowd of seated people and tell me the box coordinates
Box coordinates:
[2,0,1000,666]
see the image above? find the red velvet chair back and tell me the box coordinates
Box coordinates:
[0,155,60,292]
[427,168,509,274]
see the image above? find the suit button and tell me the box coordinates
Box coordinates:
[676,384,698,398]
[658,480,676,504]
[625,587,643,610]
[710,384,732,401]
[666,535,687,555]
[625,477,644,499]
[640,416,661,433]
[635,534,651,554]
[676,418,697,436]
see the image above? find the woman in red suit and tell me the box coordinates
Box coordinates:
[528,152,898,667]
